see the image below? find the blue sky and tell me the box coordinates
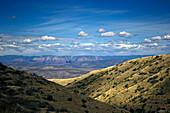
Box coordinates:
[0,0,170,56]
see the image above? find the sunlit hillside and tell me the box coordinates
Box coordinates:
[66,54,170,113]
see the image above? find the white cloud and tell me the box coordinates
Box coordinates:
[42,44,51,47]
[71,42,79,45]
[23,39,31,43]
[100,43,111,47]
[97,29,106,32]
[95,42,100,44]
[115,43,138,49]
[119,31,135,38]
[144,43,158,47]
[101,31,116,37]
[41,36,56,40]
[80,43,94,46]
[150,43,158,46]
[85,47,91,50]
[2,44,18,47]
[162,34,170,40]
[76,37,85,40]
[38,45,43,48]
[151,36,161,40]
[78,31,90,37]
[53,43,60,46]
[143,38,152,43]
[0,46,3,50]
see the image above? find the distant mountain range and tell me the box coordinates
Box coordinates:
[0,55,150,66]
[0,55,151,79]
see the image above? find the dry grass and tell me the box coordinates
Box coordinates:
[67,54,170,113]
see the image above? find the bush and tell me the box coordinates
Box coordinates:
[82,104,87,108]
[47,95,53,101]
[159,77,164,81]
[58,108,69,112]
[81,99,86,103]
[125,84,129,88]
[67,98,72,101]
[150,80,159,84]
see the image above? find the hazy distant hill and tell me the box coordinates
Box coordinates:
[66,54,170,113]
[0,55,150,79]
[0,63,127,113]
[0,55,149,67]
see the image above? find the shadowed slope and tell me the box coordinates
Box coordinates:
[0,63,128,113]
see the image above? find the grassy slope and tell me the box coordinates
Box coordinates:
[0,63,127,113]
[67,54,170,113]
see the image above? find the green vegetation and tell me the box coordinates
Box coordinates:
[125,84,129,88]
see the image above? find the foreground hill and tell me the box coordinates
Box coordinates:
[0,63,127,113]
[67,54,170,113]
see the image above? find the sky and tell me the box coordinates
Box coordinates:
[0,0,170,56]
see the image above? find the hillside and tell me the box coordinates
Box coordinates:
[0,63,127,113]
[67,54,170,113]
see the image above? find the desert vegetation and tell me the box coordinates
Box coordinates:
[65,54,170,113]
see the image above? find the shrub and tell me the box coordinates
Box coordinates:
[81,99,86,103]
[94,93,101,98]
[130,73,135,77]
[82,104,87,108]
[47,95,53,101]
[134,80,137,84]
[67,98,72,101]
[47,105,55,111]
[85,110,89,113]
[139,72,147,75]
[147,75,158,82]
[125,84,129,88]
[58,108,69,112]
[159,77,164,81]
[114,82,118,85]
[150,80,159,84]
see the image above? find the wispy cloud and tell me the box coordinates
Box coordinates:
[50,6,129,15]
